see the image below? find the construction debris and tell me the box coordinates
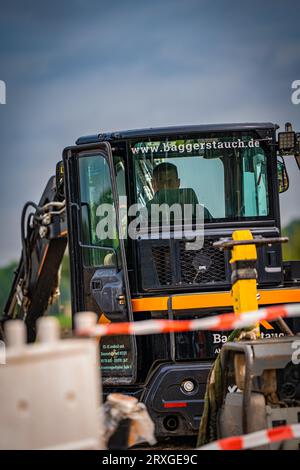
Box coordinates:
[104,393,156,449]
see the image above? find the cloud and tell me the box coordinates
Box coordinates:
[0,0,300,264]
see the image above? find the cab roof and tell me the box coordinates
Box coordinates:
[76,122,278,145]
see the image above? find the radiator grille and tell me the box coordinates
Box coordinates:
[179,239,226,285]
[152,246,173,286]
[152,238,226,287]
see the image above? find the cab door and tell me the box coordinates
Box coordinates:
[63,142,137,384]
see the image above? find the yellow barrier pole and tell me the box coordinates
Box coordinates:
[230,230,260,337]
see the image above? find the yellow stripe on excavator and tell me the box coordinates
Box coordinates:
[131,288,300,313]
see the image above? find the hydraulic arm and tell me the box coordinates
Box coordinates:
[1,171,67,342]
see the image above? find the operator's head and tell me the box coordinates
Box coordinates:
[152,162,180,192]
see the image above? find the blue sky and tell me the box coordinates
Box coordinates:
[0,0,300,264]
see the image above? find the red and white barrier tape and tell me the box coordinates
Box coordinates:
[76,303,300,337]
[198,423,300,450]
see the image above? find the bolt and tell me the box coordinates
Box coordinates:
[182,380,195,393]
[39,226,48,238]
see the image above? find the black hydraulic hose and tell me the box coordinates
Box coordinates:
[21,201,39,294]
[24,212,36,292]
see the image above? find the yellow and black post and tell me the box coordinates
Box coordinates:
[229,229,260,336]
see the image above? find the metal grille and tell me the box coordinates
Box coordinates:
[152,239,226,287]
[152,246,173,286]
[179,239,226,285]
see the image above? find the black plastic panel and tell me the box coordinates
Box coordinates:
[142,362,213,437]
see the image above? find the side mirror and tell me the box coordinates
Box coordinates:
[277,157,289,193]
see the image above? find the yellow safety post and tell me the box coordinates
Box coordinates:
[230,230,259,318]
[230,229,275,334]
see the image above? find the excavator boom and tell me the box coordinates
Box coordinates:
[2,173,67,341]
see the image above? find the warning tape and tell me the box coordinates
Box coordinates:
[76,303,300,337]
[198,423,300,450]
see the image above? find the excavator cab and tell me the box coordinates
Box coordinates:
[61,123,300,437]
[3,122,300,438]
